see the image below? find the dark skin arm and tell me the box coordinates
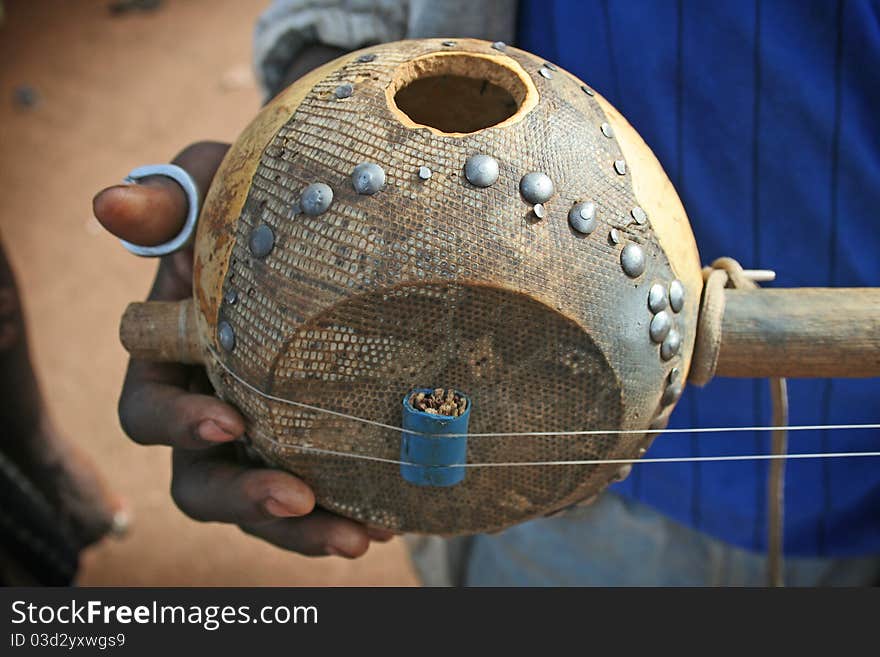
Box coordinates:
[0,240,122,553]
[93,45,392,558]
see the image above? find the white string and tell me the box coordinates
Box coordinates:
[253,435,880,468]
[216,354,403,433]
[215,354,880,440]
[460,423,880,438]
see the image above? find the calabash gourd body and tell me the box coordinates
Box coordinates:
[190,38,702,534]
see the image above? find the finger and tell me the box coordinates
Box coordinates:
[172,446,372,558]
[103,143,237,452]
[92,180,188,246]
[119,373,245,449]
[146,250,195,302]
[366,528,395,542]
[171,446,316,526]
[241,511,372,559]
[93,141,229,246]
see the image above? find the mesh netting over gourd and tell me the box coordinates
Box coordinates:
[192,39,702,534]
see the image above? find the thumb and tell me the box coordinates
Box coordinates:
[93,141,229,247]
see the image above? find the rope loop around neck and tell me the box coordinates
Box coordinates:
[690,256,788,586]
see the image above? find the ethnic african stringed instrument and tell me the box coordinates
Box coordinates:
[118,39,880,535]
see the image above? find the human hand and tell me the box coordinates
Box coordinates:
[94,142,392,557]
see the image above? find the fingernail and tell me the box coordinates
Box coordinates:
[110,509,132,537]
[265,483,311,517]
[326,546,353,559]
[264,497,299,518]
[366,528,395,542]
[196,419,236,443]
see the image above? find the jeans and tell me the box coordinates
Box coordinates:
[406,493,880,586]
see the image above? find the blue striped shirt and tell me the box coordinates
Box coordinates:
[517,0,880,557]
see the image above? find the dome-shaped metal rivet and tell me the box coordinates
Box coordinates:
[650,310,672,343]
[669,280,685,313]
[569,201,597,235]
[464,154,499,187]
[356,53,376,63]
[543,62,558,71]
[491,41,507,51]
[248,224,275,258]
[519,172,554,204]
[648,283,668,313]
[334,83,353,99]
[614,159,627,175]
[301,182,333,215]
[418,166,432,180]
[581,84,595,96]
[224,289,238,305]
[631,207,648,225]
[442,40,456,47]
[613,464,632,482]
[538,67,553,79]
[601,122,614,138]
[669,367,681,384]
[218,321,235,352]
[661,328,682,360]
[609,228,620,245]
[621,243,646,278]
[662,381,684,405]
[650,414,670,430]
[533,203,546,219]
[352,162,386,195]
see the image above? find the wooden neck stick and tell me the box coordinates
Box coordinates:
[715,288,880,378]
[119,298,202,365]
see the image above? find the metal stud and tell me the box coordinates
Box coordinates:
[568,202,597,235]
[669,280,685,313]
[533,203,546,219]
[631,206,648,225]
[442,40,456,47]
[600,122,614,138]
[248,224,275,258]
[538,67,553,79]
[224,289,238,305]
[649,310,672,343]
[352,162,386,195]
[418,166,432,180]
[519,172,554,204]
[662,381,684,405]
[614,159,627,175]
[491,41,507,51]
[661,328,682,361]
[613,464,632,482]
[669,367,681,384]
[300,182,333,215]
[620,243,646,278]
[543,62,558,71]
[581,84,595,96]
[648,283,668,313]
[356,53,376,63]
[334,83,353,99]
[650,414,670,430]
[464,154,499,187]
[609,228,620,245]
[218,321,235,352]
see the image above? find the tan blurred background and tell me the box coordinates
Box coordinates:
[0,0,417,585]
